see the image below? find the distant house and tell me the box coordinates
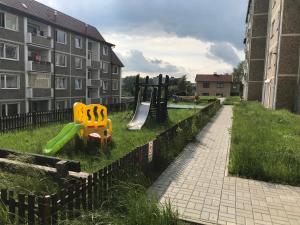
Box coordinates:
[195,74,233,97]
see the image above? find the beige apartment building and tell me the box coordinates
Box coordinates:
[244,0,300,112]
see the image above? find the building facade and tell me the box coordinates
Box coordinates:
[244,0,300,113]
[262,0,300,111]
[0,0,123,116]
[243,0,270,101]
[195,74,232,97]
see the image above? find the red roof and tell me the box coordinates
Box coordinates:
[195,74,232,83]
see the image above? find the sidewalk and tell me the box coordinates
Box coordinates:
[149,106,300,225]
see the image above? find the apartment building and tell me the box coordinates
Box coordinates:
[0,0,123,116]
[195,74,232,97]
[243,0,270,101]
[262,0,300,111]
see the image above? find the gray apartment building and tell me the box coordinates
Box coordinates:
[0,0,124,116]
[244,0,300,113]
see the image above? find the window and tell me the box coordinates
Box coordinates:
[55,77,67,89]
[75,78,82,90]
[102,62,109,73]
[0,74,19,89]
[113,97,119,104]
[202,93,209,96]
[0,12,18,31]
[56,30,67,44]
[102,80,108,91]
[112,65,119,74]
[75,36,82,49]
[112,80,119,90]
[0,42,19,60]
[1,103,19,116]
[55,100,66,110]
[75,57,82,69]
[203,82,209,88]
[217,82,224,88]
[103,46,108,56]
[88,70,92,79]
[55,53,67,67]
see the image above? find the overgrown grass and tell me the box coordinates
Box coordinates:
[229,102,300,185]
[0,109,198,172]
[223,96,241,105]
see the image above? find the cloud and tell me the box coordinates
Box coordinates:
[121,50,182,74]
[207,42,241,66]
[36,0,248,49]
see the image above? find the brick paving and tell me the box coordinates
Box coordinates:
[149,106,300,225]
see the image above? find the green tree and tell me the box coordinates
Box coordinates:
[232,61,245,83]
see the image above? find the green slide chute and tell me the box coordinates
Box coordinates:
[43,122,84,155]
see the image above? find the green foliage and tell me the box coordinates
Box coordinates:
[223,96,241,105]
[232,61,245,83]
[229,102,300,185]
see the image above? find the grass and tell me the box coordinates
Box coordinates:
[0,109,199,172]
[229,102,300,185]
[223,96,241,105]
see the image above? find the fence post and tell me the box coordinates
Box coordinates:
[28,194,35,225]
[18,193,26,224]
[38,196,51,225]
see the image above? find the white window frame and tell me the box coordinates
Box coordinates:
[56,29,67,44]
[75,57,82,69]
[55,77,68,90]
[0,11,19,31]
[1,102,20,116]
[75,36,82,49]
[75,78,83,90]
[0,42,19,61]
[112,80,119,90]
[103,46,109,56]
[55,100,67,110]
[55,53,67,67]
[0,74,20,89]
[112,65,119,74]
[102,80,108,91]
[102,61,109,73]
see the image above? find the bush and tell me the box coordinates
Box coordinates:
[229,102,300,185]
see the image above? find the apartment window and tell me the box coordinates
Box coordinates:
[112,80,119,90]
[203,82,209,88]
[75,36,82,49]
[88,42,92,51]
[0,11,18,31]
[0,43,19,60]
[102,62,109,73]
[217,82,224,88]
[55,100,67,110]
[113,97,119,104]
[1,103,20,116]
[55,53,67,67]
[75,78,83,90]
[103,46,109,56]
[112,65,119,74]
[102,80,108,92]
[75,57,82,69]
[88,70,92,79]
[0,74,19,89]
[55,77,67,89]
[56,30,67,44]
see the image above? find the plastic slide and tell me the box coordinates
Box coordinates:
[128,91,152,130]
[43,122,84,155]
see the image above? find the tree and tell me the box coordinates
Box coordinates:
[232,61,245,83]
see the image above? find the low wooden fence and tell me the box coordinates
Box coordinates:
[0,100,220,225]
[0,103,133,133]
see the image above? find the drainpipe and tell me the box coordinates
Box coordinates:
[53,10,57,110]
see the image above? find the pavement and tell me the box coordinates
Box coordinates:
[149,106,300,225]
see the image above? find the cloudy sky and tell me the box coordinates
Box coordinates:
[37,0,248,81]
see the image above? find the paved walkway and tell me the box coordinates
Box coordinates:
[149,106,300,225]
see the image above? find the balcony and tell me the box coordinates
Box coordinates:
[26,73,53,99]
[27,32,52,48]
[87,79,92,86]
[28,60,52,73]
[26,88,53,99]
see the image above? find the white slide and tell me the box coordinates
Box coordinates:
[127,91,152,130]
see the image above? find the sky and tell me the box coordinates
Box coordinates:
[37,0,248,82]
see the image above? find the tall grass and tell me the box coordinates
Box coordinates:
[229,102,300,185]
[223,96,241,105]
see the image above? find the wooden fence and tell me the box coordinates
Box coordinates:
[0,100,220,225]
[0,103,133,133]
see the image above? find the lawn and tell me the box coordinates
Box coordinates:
[223,96,241,105]
[229,102,300,185]
[0,109,199,173]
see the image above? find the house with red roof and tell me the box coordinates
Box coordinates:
[195,73,233,97]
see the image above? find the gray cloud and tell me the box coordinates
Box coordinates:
[37,0,248,49]
[121,50,181,73]
[207,42,241,66]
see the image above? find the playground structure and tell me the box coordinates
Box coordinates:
[43,103,112,155]
[127,74,169,130]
